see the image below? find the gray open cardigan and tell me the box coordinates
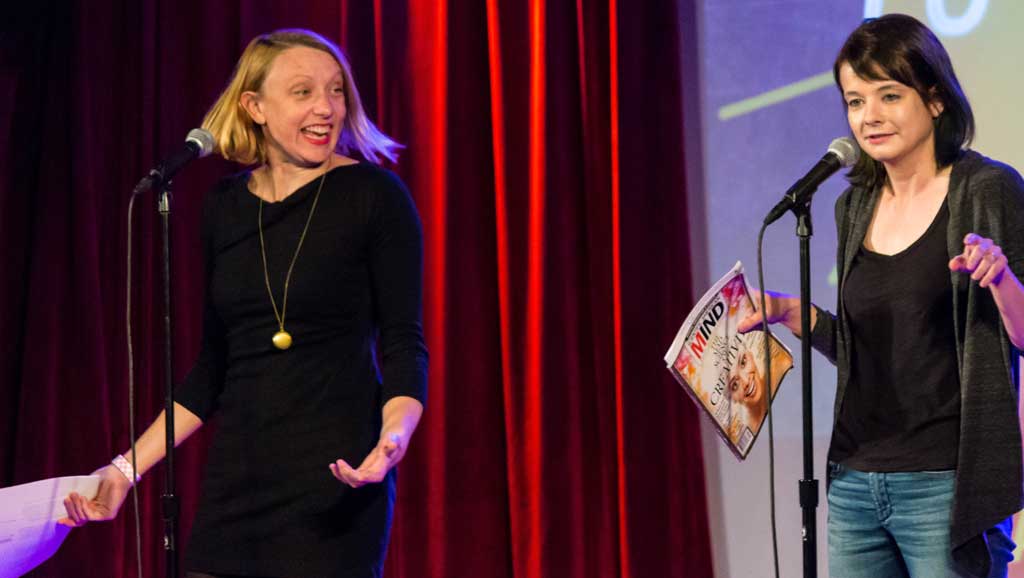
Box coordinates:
[810,150,1024,577]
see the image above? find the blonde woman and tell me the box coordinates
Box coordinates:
[62,29,427,578]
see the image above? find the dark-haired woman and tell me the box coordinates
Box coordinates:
[739,14,1024,578]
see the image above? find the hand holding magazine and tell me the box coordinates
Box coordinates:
[664,261,793,459]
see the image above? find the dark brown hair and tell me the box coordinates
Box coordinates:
[833,14,974,190]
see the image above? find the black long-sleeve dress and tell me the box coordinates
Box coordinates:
[176,162,428,578]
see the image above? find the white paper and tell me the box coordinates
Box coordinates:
[0,475,100,578]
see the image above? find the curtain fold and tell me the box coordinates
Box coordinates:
[1,1,711,576]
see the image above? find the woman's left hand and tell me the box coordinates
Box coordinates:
[329,432,408,488]
[949,233,1008,288]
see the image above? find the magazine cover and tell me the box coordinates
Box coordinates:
[664,261,793,459]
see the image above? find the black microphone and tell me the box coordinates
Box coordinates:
[133,128,216,194]
[763,137,860,226]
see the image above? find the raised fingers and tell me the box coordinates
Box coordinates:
[951,234,1009,288]
[969,243,998,279]
[965,237,994,272]
[948,254,967,272]
[963,233,981,246]
[978,250,1007,288]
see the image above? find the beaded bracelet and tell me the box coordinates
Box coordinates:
[111,454,141,484]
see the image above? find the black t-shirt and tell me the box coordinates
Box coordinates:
[830,199,961,471]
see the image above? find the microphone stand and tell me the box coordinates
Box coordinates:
[793,201,819,578]
[131,130,212,577]
[157,181,179,577]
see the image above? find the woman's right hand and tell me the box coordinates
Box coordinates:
[58,464,133,527]
[737,289,813,337]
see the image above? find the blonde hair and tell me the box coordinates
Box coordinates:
[202,29,401,165]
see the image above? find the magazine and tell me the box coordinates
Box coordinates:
[664,261,793,459]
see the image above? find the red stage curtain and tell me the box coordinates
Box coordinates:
[1,1,712,576]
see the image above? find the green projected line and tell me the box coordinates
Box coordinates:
[718,71,834,121]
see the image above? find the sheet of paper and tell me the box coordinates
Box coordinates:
[0,475,100,578]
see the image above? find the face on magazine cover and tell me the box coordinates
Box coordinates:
[728,349,766,413]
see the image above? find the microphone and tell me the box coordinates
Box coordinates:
[133,128,216,194]
[763,137,860,226]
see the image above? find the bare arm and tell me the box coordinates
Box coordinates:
[380,395,425,446]
[121,402,204,476]
[60,402,203,527]
[987,270,1024,350]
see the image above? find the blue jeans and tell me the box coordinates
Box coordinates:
[827,463,1014,578]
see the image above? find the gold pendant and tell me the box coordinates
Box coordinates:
[272,330,293,350]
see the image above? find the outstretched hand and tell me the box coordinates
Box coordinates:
[329,432,408,489]
[58,464,132,527]
[949,233,1008,288]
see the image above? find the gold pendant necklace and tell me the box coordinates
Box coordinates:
[258,161,330,350]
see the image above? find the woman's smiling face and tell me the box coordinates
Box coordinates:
[244,45,347,168]
[728,349,764,408]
